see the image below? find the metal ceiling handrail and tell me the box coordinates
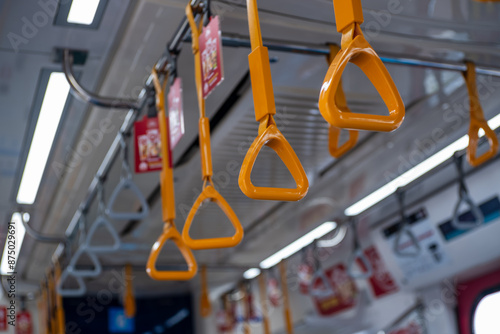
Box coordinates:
[212,34,500,78]
[20,213,68,245]
[63,50,140,110]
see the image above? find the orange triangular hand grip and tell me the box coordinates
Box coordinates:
[463,62,499,167]
[146,223,198,281]
[243,0,308,201]
[182,185,244,250]
[329,125,359,158]
[239,123,309,201]
[468,118,498,167]
[319,26,405,132]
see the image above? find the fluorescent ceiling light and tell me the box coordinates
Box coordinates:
[345,113,500,216]
[16,72,70,205]
[243,268,261,280]
[259,222,337,269]
[1,213,27,275]
[67,0,101,25]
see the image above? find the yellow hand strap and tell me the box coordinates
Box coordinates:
[46,269,57,333]
[182,3,244,250]
[147,68,198,281]
[463,61,499,167]
[54,262,65,334]
[239,0,309,201]
[124,264,136,318]
[200,265,212,317]
[319,0,405,132]
[241,283,251,334]
[280,260,294,334]
[39,284,48,334]
[326,44,359,158]
[258,274,271,334]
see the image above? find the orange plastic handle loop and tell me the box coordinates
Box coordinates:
[319,23,405,132]
[148,69,199,281]
[258,274,271,334]
[200,266,212,317]
[184,4,243,249]
[239,121,309,201]
[326,44,359,158]
[182,184,244,249]
[239,0,309,201]
[463,62,499,167]
[147,223,198,281]
[279,260,294,334]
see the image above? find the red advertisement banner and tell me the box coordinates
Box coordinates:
[134,116,163,173]
[0,307,6,331]
[16,311,32,334]
[168,78,185,149]
[199,16,224,98]
[357,246,399,298]
[311,263,357,317]
[388,321,424,334]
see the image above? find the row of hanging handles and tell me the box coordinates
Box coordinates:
[145,0,498,281]
[53,136,140,314]
[241,0,498,200]
[199,260,292,334]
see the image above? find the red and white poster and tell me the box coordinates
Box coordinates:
[356,246,399,298]
[168,78,185,149]
[199,16,224,98]
[16,311,32,334]
[311,263,357,317]
[297,263,314,295]
[267,278,282,307]
[0,307,6,331]
[388,320,424,334]
[134,116,163,173]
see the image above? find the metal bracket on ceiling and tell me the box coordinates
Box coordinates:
[20,212,69,246]
[62,49,141,110]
